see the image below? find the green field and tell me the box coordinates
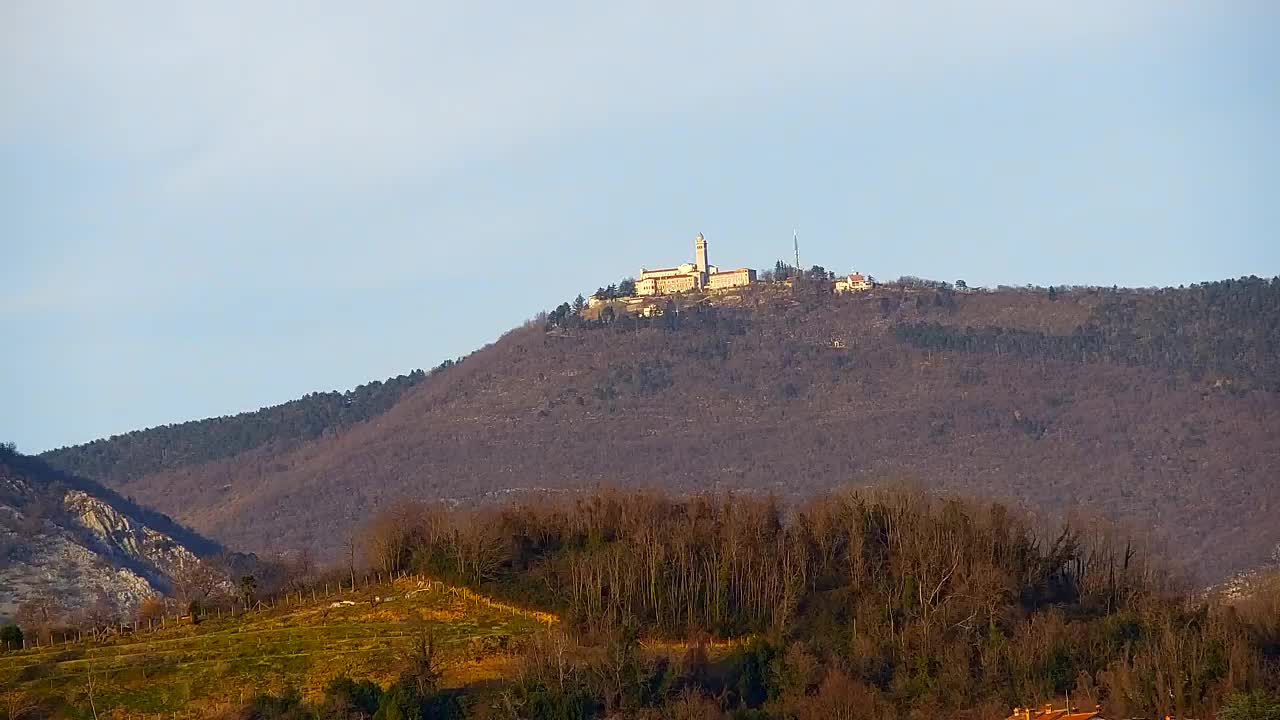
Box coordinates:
[0,578,555,718]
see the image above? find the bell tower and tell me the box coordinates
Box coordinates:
[694,232,710,289]
[695,232,709,274]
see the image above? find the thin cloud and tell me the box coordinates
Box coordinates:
[4,2,1199,196]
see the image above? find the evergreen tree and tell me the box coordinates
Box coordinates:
[0,624,21,651]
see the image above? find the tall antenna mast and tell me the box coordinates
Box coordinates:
[793,229,801,274]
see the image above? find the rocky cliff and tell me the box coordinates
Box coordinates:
[0,448,220,623]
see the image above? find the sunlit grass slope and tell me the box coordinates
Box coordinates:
[0,577,554,718]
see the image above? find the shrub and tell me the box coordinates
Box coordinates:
[136,596,166,625]
[237,689,312,720]
[320,676,382,719]
[0,624,22,651]
[372,683,420,720]
[1220,691,1280,720]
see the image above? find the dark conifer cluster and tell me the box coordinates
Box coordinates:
[40,370,431,484]
[895,277,1280,391]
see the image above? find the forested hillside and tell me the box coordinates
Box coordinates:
[45,278,1280,581]
[346,488,1280,719]
[895,277,1280,391]
[7,485,1278,718]
[41,370,428,485]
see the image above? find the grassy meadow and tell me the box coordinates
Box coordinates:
[0,577,555,718]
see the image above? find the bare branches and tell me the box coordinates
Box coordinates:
[1,689,38,720]
[170,557,226,609]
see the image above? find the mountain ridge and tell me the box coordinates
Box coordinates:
[39,369,430,485]
[38,277,1280,582]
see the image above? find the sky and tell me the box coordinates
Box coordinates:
[2,1,1278,453]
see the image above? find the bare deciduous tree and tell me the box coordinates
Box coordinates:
[2,689,38,720]
[170,557,225,609]
[14,597,62,644]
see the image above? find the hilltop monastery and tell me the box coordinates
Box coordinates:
[635,233,756,296]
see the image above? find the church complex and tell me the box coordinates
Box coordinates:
[635,233,757,296]
[590,231,871,314]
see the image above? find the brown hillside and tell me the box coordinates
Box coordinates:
[89,285,1280,581]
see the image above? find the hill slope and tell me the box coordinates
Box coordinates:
[0,448,223,622]
[0,575,549,717]
[41,370,428,486]
[43,279,1280,581]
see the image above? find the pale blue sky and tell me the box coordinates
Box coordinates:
[3,2,1277,453]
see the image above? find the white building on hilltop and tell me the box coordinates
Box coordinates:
[635,233,756,296]
[834,271,874,294]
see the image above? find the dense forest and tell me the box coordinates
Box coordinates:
[40,370,430,485]
[895,277,1280,391]
[48,280,1280,581]
[208,488,1280,720]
